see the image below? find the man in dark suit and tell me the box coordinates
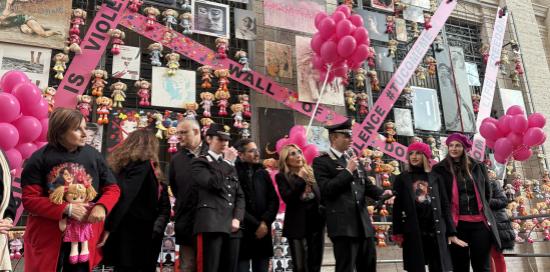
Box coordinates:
[191,124,245,272]
[312,119,393,272]
[169,119,208,272]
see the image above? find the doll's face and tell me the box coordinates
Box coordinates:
[94,71,104,78]
[65,192,86,204]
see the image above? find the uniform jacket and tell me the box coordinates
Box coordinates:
[312,151,384,238]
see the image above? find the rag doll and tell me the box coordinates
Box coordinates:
[96,96,113,125]
[386,16,395,34]
[166,127,179,153]
[43,87,56,113]
[91,69,108,97]
[200,118,214,136]
[165,53,180,76]
[357,93,369,115]
[70,9,87,35]
[425,56,437,75]
[415,66,427,85]
[179,12,193,35]
[367,70,380,92]
[388,39,398,58]
[239,94,252,118]
[231,104,245,128]
[148,43,163,66]
[64,34,82,54]
[110,82,127,108]
[128,0,143,12]
[215,38,229,59]
[235,50,251,72]
[423,14,432,30]
[183,102,199,120]
[198,65,213,89]
[53,53,69,80]
[411,22,420,38]
[135,79,152,106]
[214,69,230,93]
[240,122,251,138]
[215,90,230,117]
[472,94,481,113]
[402,86,413,107]
[355,68,366,88]
[77,95,93,121]
[344,90,357,112]
[384,121,396,143]
[162,9,179,30]
[143,7,161,30]
[108,29,125,55]
[200,92,215,117]
[180,0,192,12]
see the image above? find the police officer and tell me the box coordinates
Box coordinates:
[191,124,245,272]
[312,119,393,272]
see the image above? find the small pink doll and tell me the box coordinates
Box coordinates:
[165,53,180,76]
[215,90,230,117]
[357,93,369,115]
[77,95,93,121]
[215,38,229,59]
[110,82,127,108]
[108,29,125,55]
[367,70,380,92]
[43,87,56,113]
[91,69,108,97]
[70,9,87,35]
[231,104,244,128]
[53,53,69,80]
[200,118,214,136]
[367,47,376,68]
[214,69,230,92]
[9,237,23,260]
[513,173,522,193]
[96,96,113,125]
[135,79,151,106]
[386,16,394,34]
[198,65,213,89]
[200,92,215,117]
[166,127,179,153]
[50,181,97,264]
[472,94,481,113]
[514,56,524,75]
[128,0,143,12]
[64,34,82,54]
[425,56,437,75]
[423,14,432,30]
[143,7,161,30]
[183,102,199,120]
[235,50,251,72]
[239,94,251,118]
[480,44,489,64]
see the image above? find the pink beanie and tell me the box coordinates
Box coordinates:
[407,142,432,160]
[445,133,472,151]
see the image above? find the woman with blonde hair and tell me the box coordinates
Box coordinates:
[101,129,170,272]
[275,144,324,272]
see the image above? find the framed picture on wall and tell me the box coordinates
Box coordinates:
[394,108,414,136]
[412,86,442,131]
[234,8,257,40]
[395,18,408,42]
[112,45,141,80]
[370,0,395,12]
[403,5,424,23]
[374,46,394,72]
[355,10,389,42]
[263,0,325,34]
[265,41,293,79]
[192,0,230,38]
[0,43,51,89]
[151,67,196,108]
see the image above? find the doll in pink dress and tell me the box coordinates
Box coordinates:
[166,127,179,153]
[135,79,152,106]
[70,9,87,35]
[215,38,228,59]
[128,0,143,12]
[215,90,230,117]
[108,29,125,55]
[143,7,161,30]
[77,95,92,121]
[239,94,251,118]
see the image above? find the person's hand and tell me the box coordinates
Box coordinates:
[255,221,268,239]
[0,218,13,235]
[382,190,395,205]
[448,236,468,247]
[66,203,90,221]
[97,231,110,247]
[87,205,106,223]
[224,147,238,163]
[231,219,240,233]
[346,156,358,173]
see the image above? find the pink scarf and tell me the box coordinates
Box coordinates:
[451,176,486,226]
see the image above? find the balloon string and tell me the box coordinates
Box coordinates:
[306,63,332,137]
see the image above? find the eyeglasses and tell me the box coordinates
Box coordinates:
[289,150,303,156]
[245,149,259,154]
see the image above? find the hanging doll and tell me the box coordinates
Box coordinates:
[434,34,444,52]
[389,160,401,175]
[161,31,175,45]
[9,237,23,260]
[357,93,369,115]
[108,29,125,55]
[179,0,192,12]
[388,39,398,58]
[512,173,523,193]
[411,22,420,39]
[135,79,151,106]
[373,150,384,173]
[516,196,527,216]
[342,0,354,9]
[231,104,245,128]
[394,0,407,17]
[367,47,376,68]
[415,66,427,85]
[215,38,229,59]
[430,0,437,12]
[235,50,251,72]
[425,56,437,75]
[162,9,179,30]
[510,70,520,87]
[480,44,489,64]
[361,148,373,172]
[166,127,179,153]
[426,136,440,159]
[214,69,230,92]
[143,7,161,30]
[381,164,394,187]
[542,219,550,241]
[53,53,69,80]
[70,9,87,35]
[215,90,230,117]
[128,0,143,12]
[472,93,481,113]
[77,95,93,121]
[110,82,127,108]
[64,33,82,54]
[200,92,215,117]
[96,97,113,124]
[200,118,214,136]
[355,68,366,88]
[90,69,108,97]
[523,220,536,243]
[386,16,395,34]
[183,102,199,120]
[367,70,380,92]
[179,13,193,35]
[198,66,213,89]
[240,122,251,138]
[49,181,97,264]
[43,87,56,113]
[402,85,413,107]
[165,53,180,76]
[423,14,432,30]
[499,49,510,74]
[148,43,163,66]
[344,90,357,112]
[511,222,524,243]
[375,226,388,247]
[238,94,252,118]
[379,205,390,222]
[514,56,524,75]
[152,112,167,139]
[384,122,396,143]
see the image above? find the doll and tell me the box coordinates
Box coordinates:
[162,9,179,30]
[355,68,366,88]
[70,9,87,35]
[367,47,376,69]
[480,44,489,64]
[161,31,175,45]
[388,39,398,58]
[503,184,515,201]
[542,219,550,241]
[128,0,143,12]
[513,173,522,193]
[166,127,179,153]
[90,69,108,97]
[180,0,192,12]
[389,160,401,175]
[434,34,444,52]
[511,222,523,243]
[342,0,354,9]
[361,148,373,171]
[214,69,230,92]
[64,34,82,54]
[108,29,125,55]
[402,85,413,107]
[231,104,245,128]
[238,94,252,118]
[425,56,437,75]
[148,43,163,66]
[472,93,481,113]
[523,220,535,243]
[240,122,251,138]
[516,196,527,216]
[200,118,214,136]
[386,16,395,34]
[215,90,230,117]
[143,7,161,30]
[379,204,390,222]
[514,56,524,75]
[430,0,437,12]
[215,38,229,59]
[198,65,213,89]
[384,121,396,143]
[135,79,151,106]
[500,49,510,66]
[344,90,357,112]
[77,95,93,121]
[179,12,193,35]
[165,53,180,76]
[357,93,369,115]
[510,70,520,87]
[200,92,215,117]
[415,66,427,85]
[411,22,420,38]
[96,96,113,124]
[9,237,22,260]
[381,164,394,187]
[235,50,251,72]
[423,14,432,30]
[367,70,380,92]
[110,82,127,108]
[53,53,69,80]
[184,102,199,120]
[49,180,97,264]
[375,225,388,247]
[43,87,56,113]
[373,150,384,173]
[152,112,167,139]
[426,136,440,159]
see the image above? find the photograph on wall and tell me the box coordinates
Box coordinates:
[412,86,441,131]
[500,88,527,114]
[435,43,463,132]
[370,0,395,12]
[0,0,71,49]
[264,0,325,34]
[449,46,475,132]
[402,0,430,9]
[0,43,51,89]
[112,45,141,80]
[395,18,408,42]
[234,8,256,40]
[85,123,103,152]
[295,35,344,106]
[374,46,394,72]
[465,62,481,87]
[258,108,294,159]
[192,0,230,38]
[152,67,196,108]
[355,10,389,42]
[229,0,249,3]
[265,40,293,79]
[394,108,414,136]
[307,126,330,152]
[403,5,424,23]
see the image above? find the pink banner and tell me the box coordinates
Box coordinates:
[470,8,508,161]
[351,0,457,157]
[55,0,129,109]
[11,178,22,225]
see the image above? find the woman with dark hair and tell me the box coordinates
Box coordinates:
[101,129,170,272]
[432,133,501,272]
[21,108,120,272]
[392,142,455,272]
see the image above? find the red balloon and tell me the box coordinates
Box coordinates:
[312,54,324,70]
[486,139,495,149]
[349,60,364,70]
[482,117,499,127]
[314,12,328,30]
[350,44,369,64]
[353,27,369,45]
[479,122,499,141]
[494,153,508,164]
[523,127,545,147]
[506,105,524,116]
[336,19,354,38]
[494,138,514,158]
[320,41,339,63]
[349,14,364,27]
[35,141,47,149]
[528,113,546,128]
[23,97,49,119]
[319,18,336,39]
[497,115,513,135]
[506,132,524,147]
[513,146,533,161]
[310,33,325,54]
[510,114,528,134]
[38,118,49,142]
[333,63,349,78]
[335,5,351,18]
[332,11,346,22]
[337,36,357,58]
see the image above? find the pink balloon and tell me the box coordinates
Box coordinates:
[23,97,49,119]
[494,153,508,164]
[289,125,306,137]
[349,60,363,70]
[0,70,29,93]
[16,142,37,160]
[510,114,528,134]
[506,132,524,147]
[349,14,364,27]
[12,82,42,106]
[312,54,324,70]
[332,11,346,22]
[38,118,49,142]
[482,117,499,127]
[314,12,328,29]
[302,144,319,165]
[536,134,547,146]
[486,139,495,149]
[494,138,514,158]
[320,41,339,64]
[5,149,22,170]
[350,44,369,64]
[0,123,19,150]
[497,115,513,135]
[288,133,307,148]
[319,70,336,83]
[35,141,48,149]
[352,27,369,46]
[336,19,354,38]
[334,63,349,78]
[513,146,533,161]
[335,5,352,18]
[319,18,336,39]
[506,105,524,116]
[337,36,357,58]
[528,113,546,128]
[523,127,545,147]
[275,138,290,154]
[479,122,499,141]
[0,93,21,123]
[13,115,42,143]
[311,33,325,54]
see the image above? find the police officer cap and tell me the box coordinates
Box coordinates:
[205,124,231,141]
[325,119,352,136]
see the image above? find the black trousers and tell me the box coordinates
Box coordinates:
[420,233,442,272]
[330,236,377,272]
[198,232,240,272]
[287,230,325,272]
[450,221,492,272]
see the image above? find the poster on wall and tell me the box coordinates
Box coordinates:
[151,67,196,108]
[465,62,481,87]
[263,0,325,34]
[85,123,103,152]
[192,0,230,38]
[258,108,294,159]
[374,46,394,72]
[394,108,414,136]
[500,88,527,114]
[402,0,430,9]
[307,126,330,152]
[112,45,141,80]
[234,8,256,40]
[449,46,475,132]
[356,10,389,42]
[403,5,424,23]
[370,0,395,12]
[395,18,408,42]
[412,86,441,131]
[265,41,293,79]
[0,43,51,89]
[0,0,71,49]
[295,35,344,106]
[435,42,463,132]
[229,0,249,3]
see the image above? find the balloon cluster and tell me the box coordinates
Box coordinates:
[276,126,318,165]
[480,106,547,163]
[0,71,49,171]
[311,5,371,84]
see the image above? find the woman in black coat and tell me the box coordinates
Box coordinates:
[488,176,515,272]
[392,142,455,272]
[101,130,171,272]
[275,144,324,272]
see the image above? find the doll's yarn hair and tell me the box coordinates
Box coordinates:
[49,183,97,205]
